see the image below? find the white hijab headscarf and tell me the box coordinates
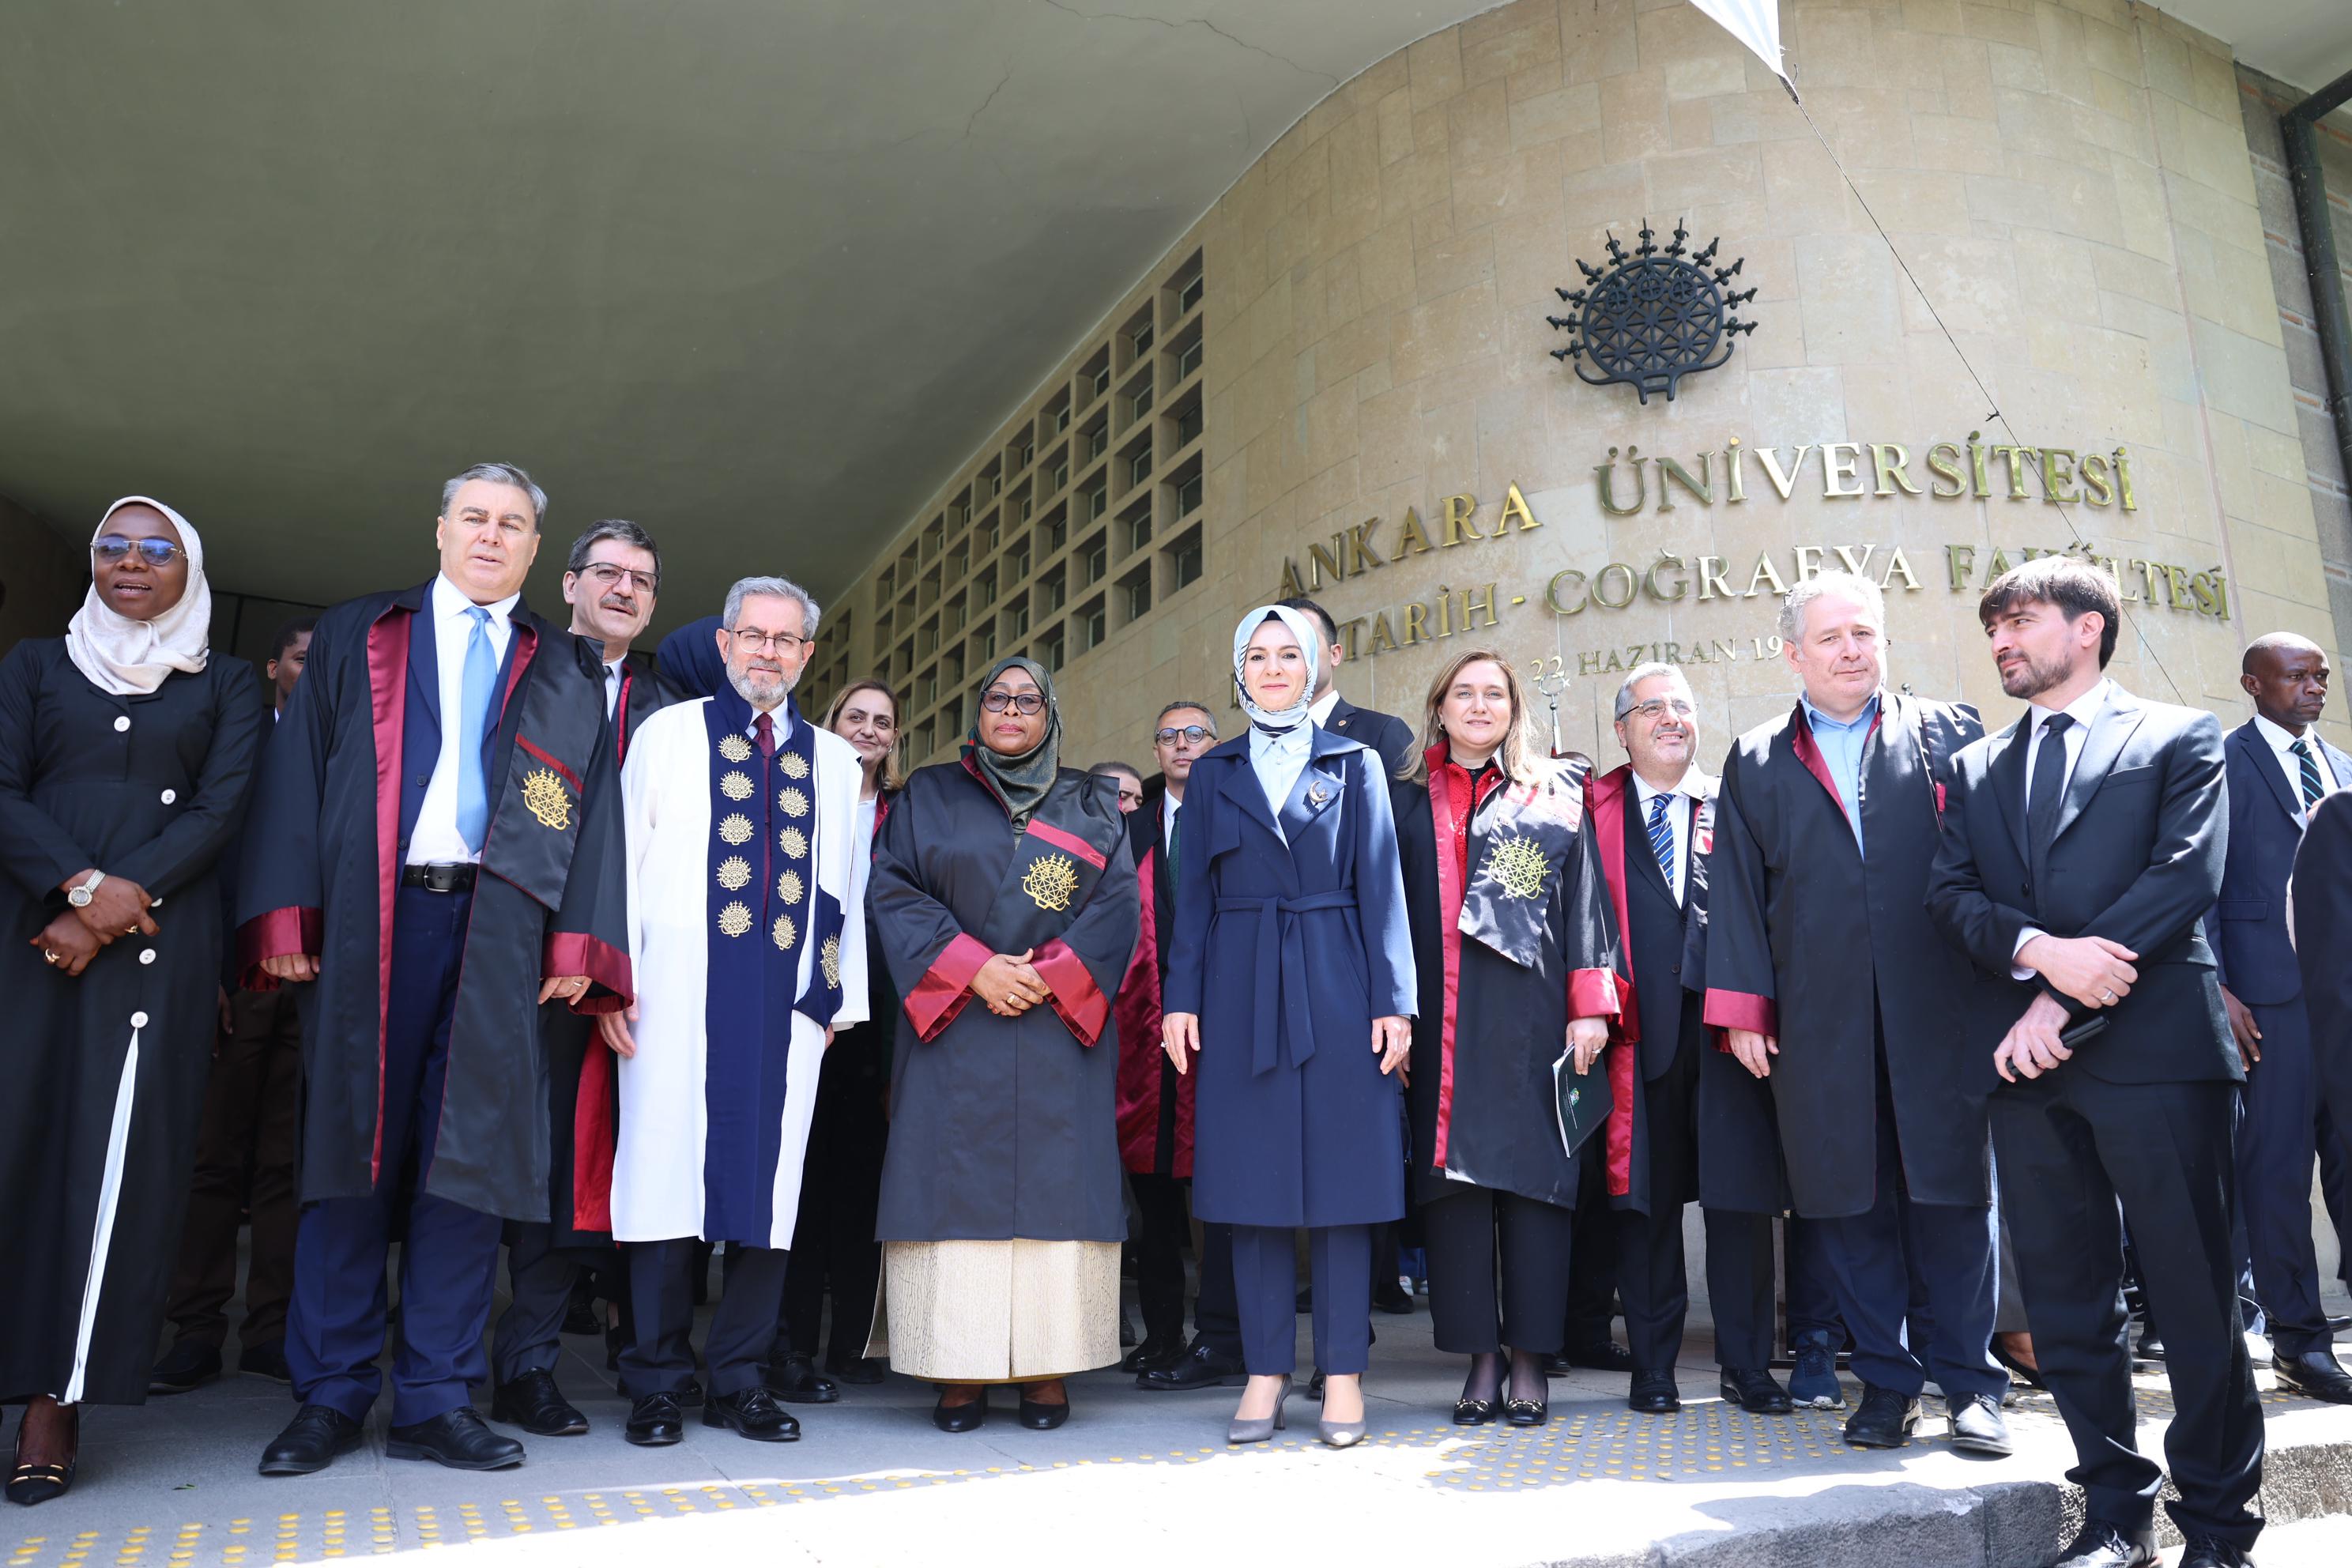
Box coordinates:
[1232,603,1323,733]
[65,496,212,696]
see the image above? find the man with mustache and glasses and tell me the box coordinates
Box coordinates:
[488,520,683,1439]
[1705,571,2011,1457]
[601,576,869,1448]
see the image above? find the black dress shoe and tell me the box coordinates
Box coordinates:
[679,1377,705,1408]
[385,1408,525,1470]
[1371,1280,1415,1315]
[2050,1521,2155,1568]
[1121,1336,1182,1374]
[258,1405,364,1476]
[239,1342,293,1385]
[1718,1367,1792,1414]
[2176,1535,2256,1568]
[2273,1348,2352,1404]
[491,1370,589,1435]
[2132,1327,2165,1366]
[933,1389,987,1432]
[1565,1340,1636,1374]
[766,1353,840,1404]
[706,1387,801,1442]
[1135,1341,1246,1392]
[1945,1392,2011,1456]
[624,1393,684,1447]
[1451,1397,1498,1425]
[1505,1397,1548,1427]
[826,1352,887,1385]
[1842,1384,1919,1448]
[1017,1393,1071,1430]
[149,1339,223,1396]
[1627,1370,1679,1413]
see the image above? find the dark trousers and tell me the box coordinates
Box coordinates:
[493,1225,609,1383]
[1994,1075,2263,1547]
[1617,1204,1777,1371]
[1564,1153,1622,1347]
[1785,1215,1843,1342]
[1128,1173,1193,1348]
[2239,997,2351,1356]
[287,886,503,1426]
[164,986,302,1352]
[622,1239,790,1399]
[1232,1224,1370,1377]
[1423,1189,1573,1355]
[1193,1221,1242,1357]
[779,1054,887,1363]
[1813,1056,2003,1403]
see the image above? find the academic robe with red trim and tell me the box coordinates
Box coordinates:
[1397,750,1621,1210]
[550,661,680,1243]
[234,580,631,1223]
[869,763,1140,1242]
[1112,793,1193,1178]
[1701,692,1999,1217]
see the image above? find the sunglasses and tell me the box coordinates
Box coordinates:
[93,536,183,567]
[1155,725,1215,746]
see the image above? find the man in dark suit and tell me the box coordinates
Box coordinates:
[1280,595,1415,775]
[2206,632,2352,1403]
[150,616,317,1395]
[2297,793,2352,1118]
[1110,703,1218,1378]
[489,519,680,1435]
[1929,557,2263,1568]
[1589,663,1790,1415]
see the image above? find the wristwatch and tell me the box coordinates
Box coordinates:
[67,870,107,908]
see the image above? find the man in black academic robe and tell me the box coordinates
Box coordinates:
[489,520,678,1438]
[1591,662,1789,1417]
[238,465,631,1476]
[1929,558,2262,1568]
[1705,571,2011,1455]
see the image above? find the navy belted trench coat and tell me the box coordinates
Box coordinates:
[1162,724,1416,1229]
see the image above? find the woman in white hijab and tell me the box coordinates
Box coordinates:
[0,498,264,1506]
[1160,605,1416,1449]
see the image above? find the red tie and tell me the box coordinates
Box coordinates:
[754,711,775,759]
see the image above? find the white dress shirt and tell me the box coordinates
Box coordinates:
[2009,679,2113,974]
[1161,787,1181,850]
[1309,688,1341,727]
[1630,768,1705,906]
[407,575,519,865]
[2252,711,2343,826]
[602,658,625,721]
[1248,722,1314,836]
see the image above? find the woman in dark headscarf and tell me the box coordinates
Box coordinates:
[1,498,265,1504]
[866,657,1140,1431]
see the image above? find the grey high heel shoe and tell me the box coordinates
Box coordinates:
[1318,1377,1367,1448]
[1227,1375,1291,1445]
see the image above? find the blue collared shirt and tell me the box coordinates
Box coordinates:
[1800,690,1880,851]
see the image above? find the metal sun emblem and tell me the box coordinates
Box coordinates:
[1480,835,1552,900]
[1548,221,1757,403]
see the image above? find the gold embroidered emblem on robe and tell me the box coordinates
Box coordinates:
[718,733,753,763]
[719,812,753,846]
[779,752,810,780]
[776,869,804,906]
[1479,835,1551,900]
[718,901,753,938]
[820,933,842,989]
[778,786,811,819]
[1023,852,1080,912]
[716,856,752,891]
[778,826,808,859]
[521,768,571,830]
[720,771,753,801]
[772,913,797,952]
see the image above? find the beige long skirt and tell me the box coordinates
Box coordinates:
[869,1238,1121,1382]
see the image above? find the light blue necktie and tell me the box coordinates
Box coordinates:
[456,605,496,851]
[1647,792,1676,891]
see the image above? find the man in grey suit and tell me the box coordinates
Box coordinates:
[1928,556,2262,1568]
[2207,633,2352,1404]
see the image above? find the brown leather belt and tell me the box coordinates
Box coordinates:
[399,862,478,892]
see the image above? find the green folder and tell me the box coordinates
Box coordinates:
[1553,1051,1615,1159]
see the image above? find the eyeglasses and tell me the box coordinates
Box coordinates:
[1154,725,1215,746]
[1626,698,1694,722]
[578,562,658,595]
[724,627,811,654]
[92,536,183,566]
[980,689,1046,714]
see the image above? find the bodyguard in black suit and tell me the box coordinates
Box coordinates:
[2203,634,2352,1403]
[1280,596,1416,778]
[1929,558,2262,1568]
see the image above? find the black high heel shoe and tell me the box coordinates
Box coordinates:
[1504,1396,1549,1427]
[1452,1397,1498,1425]
[6,1400,78,1507]
[1016,1383,1071,1430]
[932,1386,987,1433]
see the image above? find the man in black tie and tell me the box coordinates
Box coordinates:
[489,519,677,1436]
[1930,557,2262,1568]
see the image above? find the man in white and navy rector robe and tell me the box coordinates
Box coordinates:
[602,577,867,1446]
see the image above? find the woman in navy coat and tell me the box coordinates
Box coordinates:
[1162,604,1415,1449]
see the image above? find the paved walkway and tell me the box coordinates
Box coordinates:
[10,1276,2352,1568]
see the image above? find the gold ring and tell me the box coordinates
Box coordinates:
[43,949,59,963]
